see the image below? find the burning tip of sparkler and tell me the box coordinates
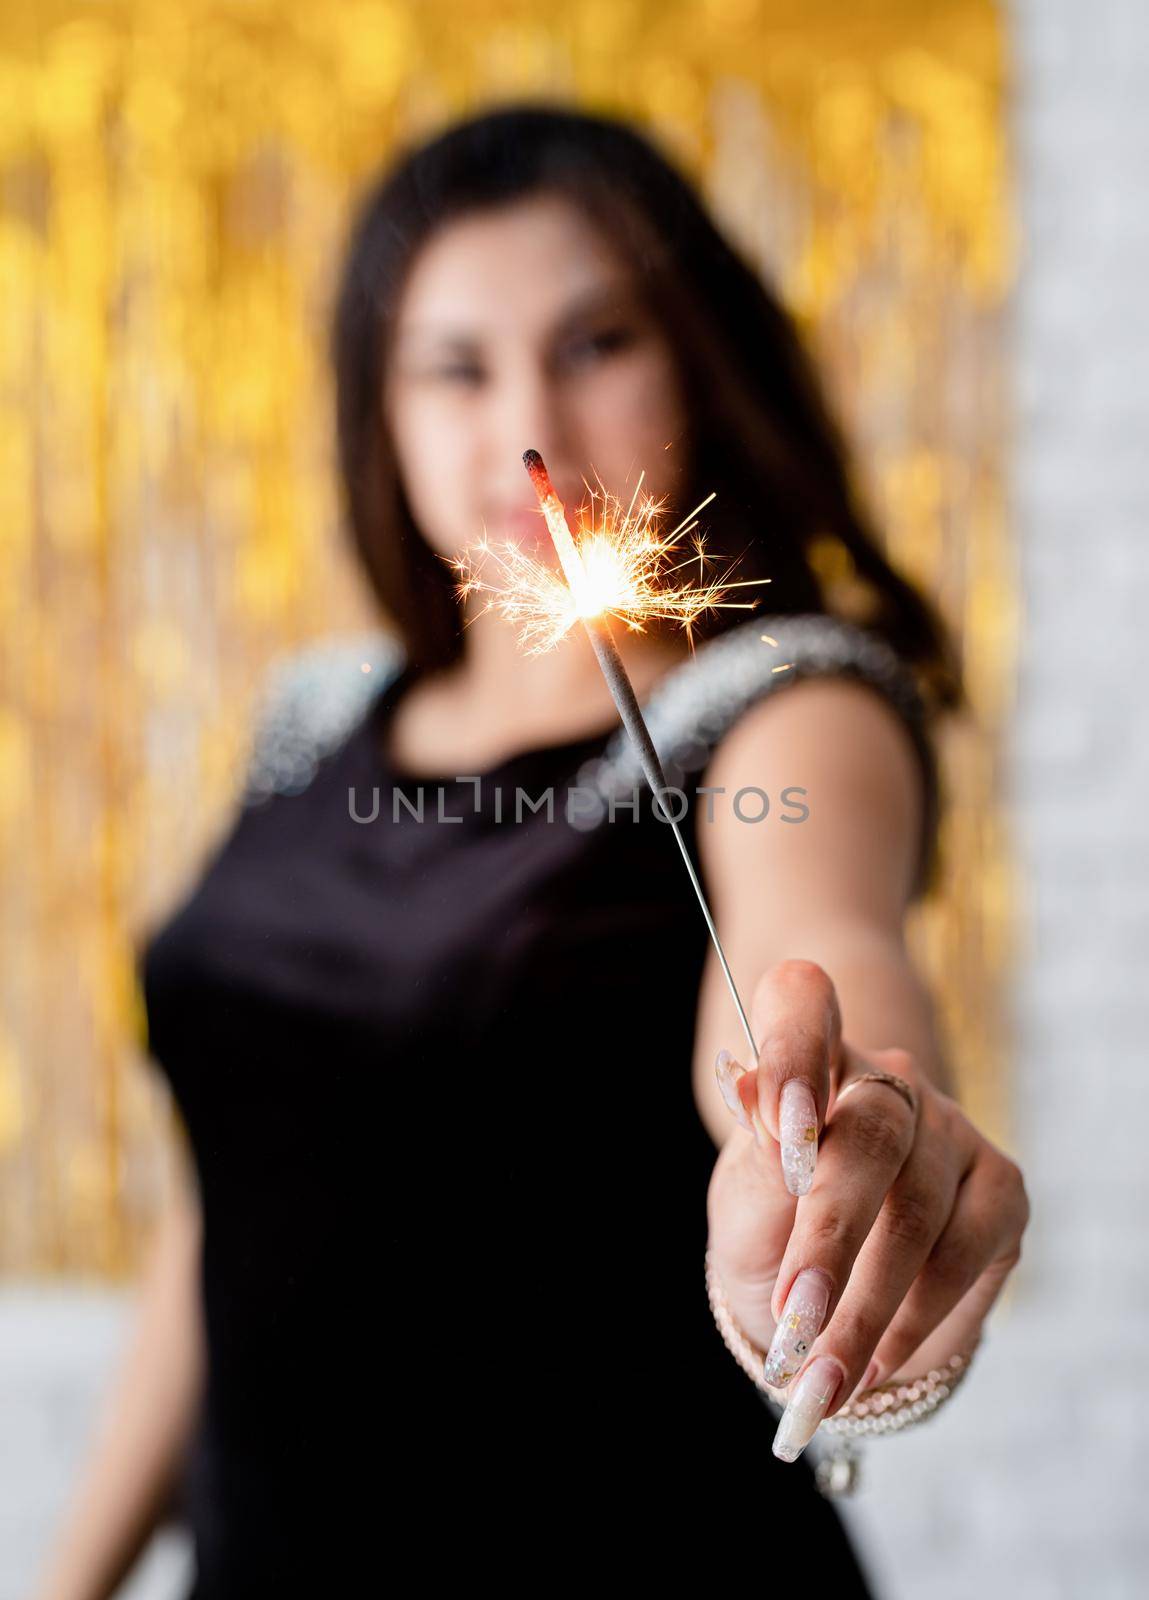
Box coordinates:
[522,449,551,496]
[451,447,773,655]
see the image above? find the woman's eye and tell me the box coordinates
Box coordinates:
[432,364,485,385]
[565,327,633,364]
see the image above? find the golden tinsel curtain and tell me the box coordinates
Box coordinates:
[0,0,1016,1275]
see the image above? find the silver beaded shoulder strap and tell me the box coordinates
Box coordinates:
[242,629,405,805]
[572,610,931,821]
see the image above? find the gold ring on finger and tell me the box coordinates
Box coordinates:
[834,1069,918,1119]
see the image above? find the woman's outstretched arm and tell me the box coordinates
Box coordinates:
[692,675,1028,1451]
[32,1171,205,1600]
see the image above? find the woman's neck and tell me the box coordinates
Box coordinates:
[385,606,695,776]
[452,605,693,718]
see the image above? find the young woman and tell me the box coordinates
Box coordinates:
[38,103,1028,1598]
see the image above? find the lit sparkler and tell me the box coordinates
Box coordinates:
[454,449,768,1070]
[453,459,761,656]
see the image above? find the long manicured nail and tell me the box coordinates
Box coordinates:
[772,1355,845,1463]
[761,1269,831,1388]
[714,1049,751,1130]
[779,1078,819,1196]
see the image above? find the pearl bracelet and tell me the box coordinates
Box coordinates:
[704,1248,980,1497]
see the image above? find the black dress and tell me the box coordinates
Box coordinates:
[138,611,935,1597]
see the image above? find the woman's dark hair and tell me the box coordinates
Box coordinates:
[330,100,964,716]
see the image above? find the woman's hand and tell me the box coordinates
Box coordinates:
[707,957,1029,1463]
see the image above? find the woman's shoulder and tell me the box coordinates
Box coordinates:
[242,628,406,805]
[580,610,939,896]
[587,612,931,798]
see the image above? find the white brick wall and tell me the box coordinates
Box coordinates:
[2,3,1147,1597]
[841,3,1149,1595]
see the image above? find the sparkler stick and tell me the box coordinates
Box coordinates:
[522,449,760,1069]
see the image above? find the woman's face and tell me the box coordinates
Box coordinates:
[382,191,690,569]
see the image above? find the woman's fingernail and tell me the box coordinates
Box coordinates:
[771,1355,845,1463]
[779,1079,819,1196]
[761,1269,831,1388]
[714,1049,751,1130]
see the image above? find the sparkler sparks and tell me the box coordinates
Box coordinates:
[451,453,767,655]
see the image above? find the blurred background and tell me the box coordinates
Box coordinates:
[1,1,1145,1595]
